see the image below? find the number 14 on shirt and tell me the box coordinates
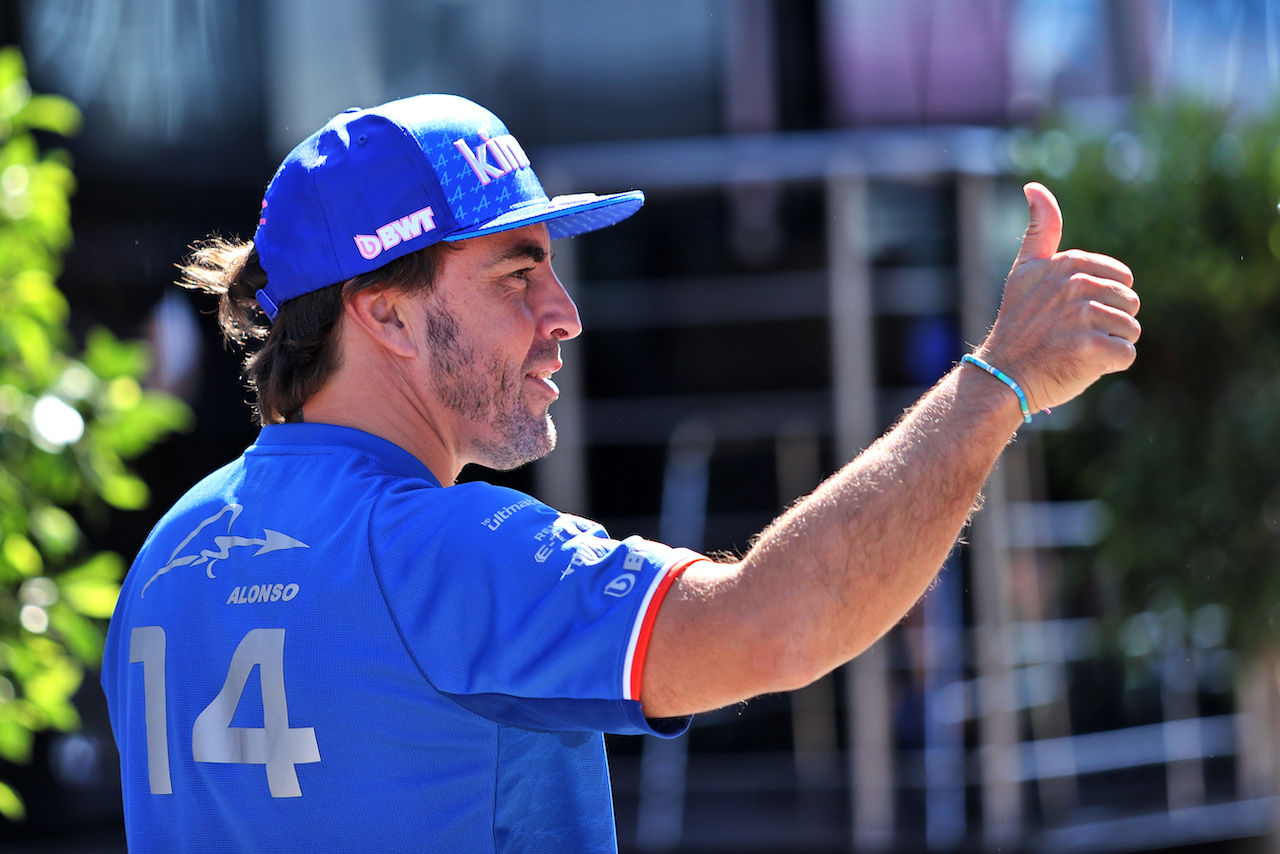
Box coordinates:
[128,626,321,798]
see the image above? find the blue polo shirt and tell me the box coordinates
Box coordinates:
[102,423,698,852]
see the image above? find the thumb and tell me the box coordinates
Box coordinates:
[1013,182,1063,267]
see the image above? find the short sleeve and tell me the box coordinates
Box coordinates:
[370,482,704,736]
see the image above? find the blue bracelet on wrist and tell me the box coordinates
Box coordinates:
[961,354,1032,423]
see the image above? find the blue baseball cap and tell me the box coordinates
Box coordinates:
[252,94,644,321]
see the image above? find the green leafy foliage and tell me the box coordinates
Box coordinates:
[0,47,190,819]
[1022,100,1280,659]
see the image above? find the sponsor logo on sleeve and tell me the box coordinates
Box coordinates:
[602,552,647,597]
[604,574,636,598]
[482,497,540,531]
[530,514,614,575]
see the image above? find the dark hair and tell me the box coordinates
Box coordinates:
[179,239,454,425]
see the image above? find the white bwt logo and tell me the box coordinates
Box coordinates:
[353,206,437,261]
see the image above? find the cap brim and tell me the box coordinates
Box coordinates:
[445,190,644,242]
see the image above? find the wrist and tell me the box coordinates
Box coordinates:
[960,354,1034,424]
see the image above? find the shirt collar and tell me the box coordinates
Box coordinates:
[249,423,443,488]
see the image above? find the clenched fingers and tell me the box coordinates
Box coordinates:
[1090,300,1142,344]
[1088,323,1139,376]
[1073,273,1140,318]
[1054,249,1134,289]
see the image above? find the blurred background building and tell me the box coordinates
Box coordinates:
[2,0,1279,851]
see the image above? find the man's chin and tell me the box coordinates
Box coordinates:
[517,419,557,468]
[473,418,556,472]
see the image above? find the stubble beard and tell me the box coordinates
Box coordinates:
[424,302,557,471]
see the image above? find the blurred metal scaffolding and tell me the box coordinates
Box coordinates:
[538,127,1272,852]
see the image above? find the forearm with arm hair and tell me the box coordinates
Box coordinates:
[641,365,1024,717]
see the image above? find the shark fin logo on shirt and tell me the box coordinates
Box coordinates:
[141,504,308,597]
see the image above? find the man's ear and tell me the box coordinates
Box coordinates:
[344,287,418,358]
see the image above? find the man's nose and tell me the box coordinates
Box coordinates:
[540,271,582,341]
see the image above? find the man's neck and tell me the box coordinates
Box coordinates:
[301,384,463,486]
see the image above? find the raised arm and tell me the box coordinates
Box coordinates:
[640,183,1140,718]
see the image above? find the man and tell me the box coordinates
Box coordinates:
[102,94,1139,852]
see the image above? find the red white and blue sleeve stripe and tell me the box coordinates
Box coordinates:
[622,550,713,702]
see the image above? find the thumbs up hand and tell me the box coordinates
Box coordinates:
[972,183,1140,416]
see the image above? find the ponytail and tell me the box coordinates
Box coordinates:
[179,237,451,425]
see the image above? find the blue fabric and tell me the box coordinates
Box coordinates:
[102,423,692,853]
